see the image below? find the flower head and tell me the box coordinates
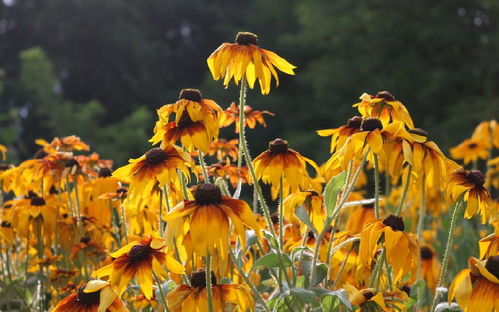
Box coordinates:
[207,32,296,95]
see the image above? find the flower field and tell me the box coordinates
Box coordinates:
[0,32,498,312]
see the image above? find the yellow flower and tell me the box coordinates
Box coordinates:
[479,223,499,259]
[471,120,499,149]
[420,245,441,290]
[220,102,275,133]
[253,138,319,192]
[284,190,325,232]
[150,89,222,153]
[450,138,489,165]
[345,203,376,234]
[343,283,386,311]
[447,168,494,223]
[164,183,260,271]
[112,145,192,202]
[318,116,363,154]
[51,280,128,312]
[207,32,296,95]
[353,91,414,128]
[93,233,184,299]
[167,270,254,312]
[449,256,499,312]
[357,215,419,285]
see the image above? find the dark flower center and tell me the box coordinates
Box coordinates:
[307,231,315,240]
[420,246,434,260]
[485,256,499,279]
[360,117,383,132]
[362,203,374,209]
[117,188,128,196]
[30,196,46,206]
[307,190,319,196]
[177,111,196,128]
[467,170,485,187]
[400,285,411,295]
[34,149,48,159]
[408,128,429,138]
[145,148,168,165]
[194,183,223,205]
[269,138,289,153]
[0,164,11,171]
[347,116,363,129]
[98,167,113,178]
[49,186,59,194]
[179,88,202,102]
[190,270,217,288]
[1,221,11,228]
[80,237,91,244]
[468,143,477,149]
[235,32,258,45]
[64,159,79,169]
[363,291,375,300]
[128,244,151,263]
[76,285,100,306]
[376,91,395,101]
[382,215,405,232]
[26,190,38,199]
[271,214,279,225]
[62,213,69,218]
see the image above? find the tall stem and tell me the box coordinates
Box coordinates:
[416,178,426,240]
[395,165,412,216]
[198,151,210,182]
[278,176,284,253]
[153,272,170,312]
[159,191,164,236]
[373,153,381,219]
[205,252,214,312]
[430,199,463,312]
[229,251,271,312]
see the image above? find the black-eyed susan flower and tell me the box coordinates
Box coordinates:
[449,256,499,312]
[51,280,128,312]
[253,138,319,193]
[345,203,376,234]
[317,116,363,154]
[94,233,184,299]
[207,138,239,162]
[150,89,222,153]
[420,245,441,290]
[471,120,499,149]
[447,168,494,223]
[479,223,499,259]
[167,269,254,312]
[357,215,419,285]
[164,183,260,269]
[221,102,275,133]
[207,32,296,95]
[344,283,386,311]
[450,138,489,166]
[112,145,192,202]
[354,91,414,128]
[284,190,325,232]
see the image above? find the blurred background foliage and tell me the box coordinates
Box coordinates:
[1,0,498,165]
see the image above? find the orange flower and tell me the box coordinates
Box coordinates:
[353,91,414,128]
[450,138,489,165]
[221,102,275,133]
[207,32,296,95]
[94,234,184,299]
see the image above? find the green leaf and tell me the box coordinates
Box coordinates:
[263,231,279,250]
[314,288,352,309]
[311,263,328,286]
[324,171,347,217]
[295,205,317,234]
[252,252,292,270]
[244,230,258,252]
[290,287,319,306]
[410,279,426,300]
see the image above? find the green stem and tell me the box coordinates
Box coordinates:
[395,165,412,216]
[178,169,190,200]
[73,179,84,236]
[198,151,210,183]
[373,153,381,219]
[278,176,284,255]
[159,190,164,236]
[153,272,170,312]
[205,253,214,312]
[229,251,271,312]
[430,199,463,312]
[416,177,426,241]
[331,245,354,288]
[120,199,128,243]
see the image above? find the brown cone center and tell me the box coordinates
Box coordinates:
[235,32,258,45]
[194,183,223,205]
[467,170,485,187]
[76,285,100,306]
[145,148,168,165]
[485,256,499,279]
[360,117,383,132]
[128,244,151,263]
[269,138,289,153]
[179,88,202,102]
[382,215,405,232]
[190,270,217,288]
